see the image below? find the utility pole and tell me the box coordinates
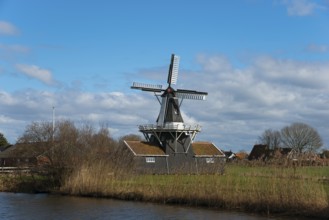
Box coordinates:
[51,106,55,164]
[52,106,55,142]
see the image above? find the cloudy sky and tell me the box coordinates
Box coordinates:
[0,0,329,152]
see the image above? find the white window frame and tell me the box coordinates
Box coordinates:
[145,157,155,163]
[206,157,215,164]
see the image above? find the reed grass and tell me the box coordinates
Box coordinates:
[0,172,53,193]
[60,162,329,218]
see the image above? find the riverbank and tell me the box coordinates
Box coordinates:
[0,172,57,193]
[1,164,329,219]
[61,163,329,219]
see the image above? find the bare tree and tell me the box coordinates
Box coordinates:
[18,121,53,143]
[280,122,323,153]
[15,120,137,184]
[17,120,119,168]
[258,129,281,149]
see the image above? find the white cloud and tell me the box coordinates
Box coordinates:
[0,44,30,63]
[196,54,232,73]
[0,44,29,54]
[279,0,326,16]
[0,89,146,143]
[2,54,329,152]
[0,91,18,105]
[0,115,19,124]
[305,44,329,53]
[15,64,57,86]
[252,56,329,88]
[189,54,329,151]
[0,21,19,35]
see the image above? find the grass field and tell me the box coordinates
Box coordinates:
[59,162,329,218]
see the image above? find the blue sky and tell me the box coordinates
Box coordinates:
[1,0,329,152]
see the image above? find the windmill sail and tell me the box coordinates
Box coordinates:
[176,93,207,100]
[131,82,163,92]
[167,54,180,85]
[131,54,207,128]
[176,89,208,100]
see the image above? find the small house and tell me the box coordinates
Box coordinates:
[248,144,270,160]
[0,142,51,168]
[124,140,225,174]
[224,150,236,161]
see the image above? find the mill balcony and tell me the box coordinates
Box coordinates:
[138,123,202,133]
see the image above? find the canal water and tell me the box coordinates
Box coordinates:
[0,192,310,220]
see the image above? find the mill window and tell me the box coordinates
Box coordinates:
[206,158,214,163]
[145,157,155,163]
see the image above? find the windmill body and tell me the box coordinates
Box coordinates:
[126,54,225,174]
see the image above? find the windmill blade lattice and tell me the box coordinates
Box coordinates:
[167,54,180,85]
[131,82,163,92]
[176,92,207,100]
[176,89,208,100]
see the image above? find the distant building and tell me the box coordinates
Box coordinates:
[0,142,51,168]
[248,144,293,161]
[235,151,249,160]
[248,144,270,161]
[248,144,322,165]
[223,151,236,161]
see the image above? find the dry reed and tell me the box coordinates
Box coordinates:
[60,163,329,218]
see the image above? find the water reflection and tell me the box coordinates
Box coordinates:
[0,193,309,220]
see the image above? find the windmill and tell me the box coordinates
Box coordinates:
[131,54,208,156]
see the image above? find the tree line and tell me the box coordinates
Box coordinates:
[1,121,325,161]
[1,120,141,181]
[258,122,323,153]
